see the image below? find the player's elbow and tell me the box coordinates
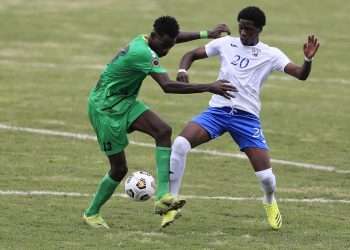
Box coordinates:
[161,85,169,93]
[294,70,310,81]
[183,50,198,62]
[163,88,172,93]
[298,68,311,81]
[297,73,310,81]
[160,82,173,93]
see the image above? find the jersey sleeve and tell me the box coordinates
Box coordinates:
[205,37,227,57]
[148,53,167,74]
[130,48,166,75]
[271,48,291,72]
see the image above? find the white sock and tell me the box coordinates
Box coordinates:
[169,136,191,196]
[255,168,276,204]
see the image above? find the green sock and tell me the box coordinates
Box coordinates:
[85,173,119,216]
[155,146,171,200]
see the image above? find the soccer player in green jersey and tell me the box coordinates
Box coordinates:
[83,16,236,229]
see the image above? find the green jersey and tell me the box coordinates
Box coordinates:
[89,35,166,114]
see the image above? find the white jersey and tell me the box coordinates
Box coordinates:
[205,36,291,117]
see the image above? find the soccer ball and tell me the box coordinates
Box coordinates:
[124,171,156,201]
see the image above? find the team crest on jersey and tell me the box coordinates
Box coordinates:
[152,58,159,66]
[252,47,261,57]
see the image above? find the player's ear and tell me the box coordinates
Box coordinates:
[150,31,156,39]
[151,31,159,38]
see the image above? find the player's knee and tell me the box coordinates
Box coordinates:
[255,168,276,193]
[172,136,191,156]
[170,136,191,181]
[109,165,128,182]
[155,124,172,141]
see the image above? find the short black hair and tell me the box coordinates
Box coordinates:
[237,6,266,29]
[153,16,180,38]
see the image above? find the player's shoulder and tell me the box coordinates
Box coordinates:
[212,35,237,43]
[128,35,154,59]
[206,35,237,50]
[129,35,151,53]
[258,41,281,52]
[257,41,285,56]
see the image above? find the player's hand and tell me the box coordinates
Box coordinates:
[209,80,237,99]
[176,71,189,83]
[208,24,231,39]
[303,35,320,60]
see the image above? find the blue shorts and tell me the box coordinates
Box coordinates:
[192,107,268,151]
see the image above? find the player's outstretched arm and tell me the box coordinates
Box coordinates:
[175,24,230,43]
[284,35,320,81]
[176,47,208,83]
[150,72,237,99]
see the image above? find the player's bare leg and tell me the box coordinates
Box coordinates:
[83,152,128,229]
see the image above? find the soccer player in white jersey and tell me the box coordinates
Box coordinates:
[167,6,320,229]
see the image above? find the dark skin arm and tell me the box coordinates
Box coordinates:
[150,72,236,99]
[176,47,208,82]
[284,35,320,80]
[175,24,230,43]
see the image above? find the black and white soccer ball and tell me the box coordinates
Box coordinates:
[124,171,156,201]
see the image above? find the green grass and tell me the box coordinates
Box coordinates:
[2,196,350,250]
[1,0,350,249]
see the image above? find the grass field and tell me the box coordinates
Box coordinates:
[1,0,350,249]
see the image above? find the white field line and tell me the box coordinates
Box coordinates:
[1,190,349,204]
[1,123,349,174]
[0,59,350,85]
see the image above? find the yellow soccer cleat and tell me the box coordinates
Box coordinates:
[154,193,186,215]
[82,213,110,229]
[263,200,282,230]
[160,209,182,228]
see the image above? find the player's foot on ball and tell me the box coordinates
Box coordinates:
[263,200,282,230]
[161,209,182,228]
[83,213,110,229]
[154,193,186,215]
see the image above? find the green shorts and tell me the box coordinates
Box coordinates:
[88,100,149,156]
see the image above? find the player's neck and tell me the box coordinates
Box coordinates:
[240,38,259,46]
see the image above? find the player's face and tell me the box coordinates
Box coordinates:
[150,32,176,57]
[238,19,260,46]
